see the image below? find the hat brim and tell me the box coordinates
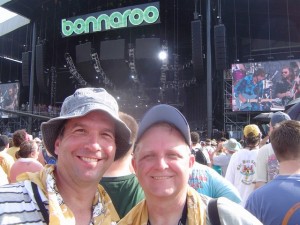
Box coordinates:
[41,104,131,160]
[223,142,240,152]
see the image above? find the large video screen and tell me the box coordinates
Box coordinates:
[232,59,300,112]
[0,82,20,118]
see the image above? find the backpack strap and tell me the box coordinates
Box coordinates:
[208,198,221,225]
[31,182,49,224]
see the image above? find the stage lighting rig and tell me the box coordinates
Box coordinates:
[128,44,139,84]
[64,53,88,87]
[91,52,114,88]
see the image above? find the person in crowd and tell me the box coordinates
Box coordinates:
[190,131,202,154]
[10,140,44,183]
[204,138,215,158]
[213,138,241,176]
[189,161,241,203]
[255,111,291,189]
[0,88,131,224]
[274,66,299,106]
[0,135,14,182]
[8,137,13,148]
[33,137,42,145]
[0,165,8,186]
[234,68,267,111]
[100,112,144,219]
[37,143,57,165]
[191,132,209,166]
[6,129,29,161]
[201,138,213,167]
[211,138,225,175]
[246,120,300,224]
[118,104,262,225]
[35,137,56,166]
[225,124,261,206]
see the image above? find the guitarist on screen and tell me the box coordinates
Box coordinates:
[234,68,267,111]
[273,66,299,106]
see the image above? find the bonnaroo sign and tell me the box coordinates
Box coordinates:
[61,2,160,37]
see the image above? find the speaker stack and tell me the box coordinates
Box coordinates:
[35,44,49,94]
[214,24,228,70]
[22,52,31,87]
[100,39,129,88]
[191,20,204,80]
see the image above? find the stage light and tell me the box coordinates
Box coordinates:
[158,51,167,60]
[0,56,22,64]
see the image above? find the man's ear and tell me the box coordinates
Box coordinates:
[189,150,195,168]
[54,138,61,155]
[132,156,137,174]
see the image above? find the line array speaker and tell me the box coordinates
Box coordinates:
[35,44,48,94]
[214,24,228,70]
[76,42,92,63]
[22,52,31,86]
[135,38,160,59]
[191,20,204,80]
[100,39,125,60]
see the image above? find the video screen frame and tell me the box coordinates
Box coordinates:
[0,82,20,118]
[232,59,300,112]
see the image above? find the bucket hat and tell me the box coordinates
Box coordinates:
[223,138,241,152]
[41,88,131,160]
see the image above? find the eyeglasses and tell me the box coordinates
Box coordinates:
[282,71,288,74]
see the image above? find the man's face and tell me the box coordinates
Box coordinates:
[132,124,194,200]
[282,68,290,79]
[54,111,116,185]
[257,74,265,82]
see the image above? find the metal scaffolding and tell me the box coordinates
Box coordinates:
[223,70,250,140]
[0,108,52,137]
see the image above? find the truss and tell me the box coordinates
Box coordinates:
[223,70,250,140]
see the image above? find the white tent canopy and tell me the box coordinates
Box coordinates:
[0,0,30,36]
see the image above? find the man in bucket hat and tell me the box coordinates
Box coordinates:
[213,138,241,176]
[0,88,131,225]
[118,104,261,225]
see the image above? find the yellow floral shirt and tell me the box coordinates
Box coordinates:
[18,165,119,225]
[118,186,206,225]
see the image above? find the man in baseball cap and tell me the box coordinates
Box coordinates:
[0,88,131,224]
[255,111,291,189]
[225,124,262,206]
[118,104,261,225]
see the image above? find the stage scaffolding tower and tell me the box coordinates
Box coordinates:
[223,70,251,140]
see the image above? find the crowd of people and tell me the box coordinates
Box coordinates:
[0,87,299,224]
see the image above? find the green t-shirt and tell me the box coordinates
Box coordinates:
[100,174,145,219]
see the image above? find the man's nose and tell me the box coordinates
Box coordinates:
[156,157,169,169]
[85,133,102,151]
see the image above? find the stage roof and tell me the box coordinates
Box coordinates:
[0,0,30,36]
